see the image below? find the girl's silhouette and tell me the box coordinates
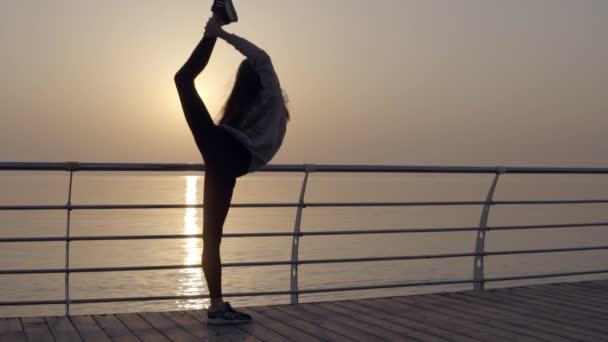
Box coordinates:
[174,0,289,325]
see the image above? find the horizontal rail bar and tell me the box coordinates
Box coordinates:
[3,268,608,306]
[3,198,608,211]
[3,222,608,243]
[298,269,608,294]
[0,203,299,211]
[3,162,608,174]
[297,279,477,294]
[0,279,476,306]
[307,201,488,207]
[0,262,291,275]
[487,222,608,231]
[484,245,608,256]
[485,269,608,282]
[0,230,470,243]
[3,245,607,275]
[1,202,480,211]
[0,233,291,243]
[493,199,608,205]
[0,299,66,306]
[298,245,608,264]
[0,290,295,306]
[309,199,608,207]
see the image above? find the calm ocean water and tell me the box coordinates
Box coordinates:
[1,170,608,317]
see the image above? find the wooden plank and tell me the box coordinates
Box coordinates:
[333,299,458,342]
[237,307,318,342]
[347,298,472,342]
[273,303,379,342]
[553,281,608,293]
[551,284,608,304]
[475,287,587,318]
[139,312,199,342]
[317,301,424,341]
[522,284,608,309]
[45,316,82,342]
[299,302,399,341]
[560,283,608,300]
[421,292,577,342]
[509,285,608,315]
[184,309,266,342]
[574,281,608,291]
[365,297,501,341]
[452,291,604,334]
[382,297,519,342]
[526,287,608,317]
[91,315,139,342]
[506,290,608,332]
[501,287,608,326]
[418,292,573,342]
[20,317,54,342]
[395,295,546,342]
[162,311,210,341]
[115,313,169,342]
[574,280,608,287]
[362,297,499,342]
[467,289,608,334]
[69,316,111,342]
[444,292,606,342]
[250,305,353,342]
[526,284,608,308]
[0,318,26,342]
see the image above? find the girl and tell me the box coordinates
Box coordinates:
[174,10,289,324]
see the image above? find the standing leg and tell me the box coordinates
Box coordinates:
[202,168,236,309]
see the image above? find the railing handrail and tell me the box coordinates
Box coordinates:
[4,198,608,212]
[3,161,608,174]
[2,161,608,315]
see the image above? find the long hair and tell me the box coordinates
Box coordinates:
[219,59,290,127]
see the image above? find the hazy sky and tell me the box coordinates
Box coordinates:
[1,0,607,166]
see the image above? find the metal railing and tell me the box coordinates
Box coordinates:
[1,162,608,316]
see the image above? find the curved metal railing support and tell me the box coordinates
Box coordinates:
[473,167,505,291]
[64,164,78,315]
[290,164,315,304]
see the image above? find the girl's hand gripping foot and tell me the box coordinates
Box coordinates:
[204,16,225,38]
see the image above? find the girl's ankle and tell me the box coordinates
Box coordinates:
[209,298,225,312]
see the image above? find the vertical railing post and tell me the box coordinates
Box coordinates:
[290,165,314,304]
[473,167,505,291]
[64,162,78,315]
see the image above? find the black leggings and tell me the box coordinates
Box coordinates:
[175,36,251,299]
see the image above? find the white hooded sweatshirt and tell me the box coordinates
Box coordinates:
[219,33,288,173]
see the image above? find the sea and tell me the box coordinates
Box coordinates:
[1,170,608,317]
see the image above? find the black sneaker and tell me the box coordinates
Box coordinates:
[211,0,239,25]
[207,302,252,325]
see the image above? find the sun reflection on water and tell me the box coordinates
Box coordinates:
[177,175,208,310]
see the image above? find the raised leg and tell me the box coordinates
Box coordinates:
[174,36,218,154]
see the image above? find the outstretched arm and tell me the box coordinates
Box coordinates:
[221,32,282,95]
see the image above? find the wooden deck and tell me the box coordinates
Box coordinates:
[1,280,607,342]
